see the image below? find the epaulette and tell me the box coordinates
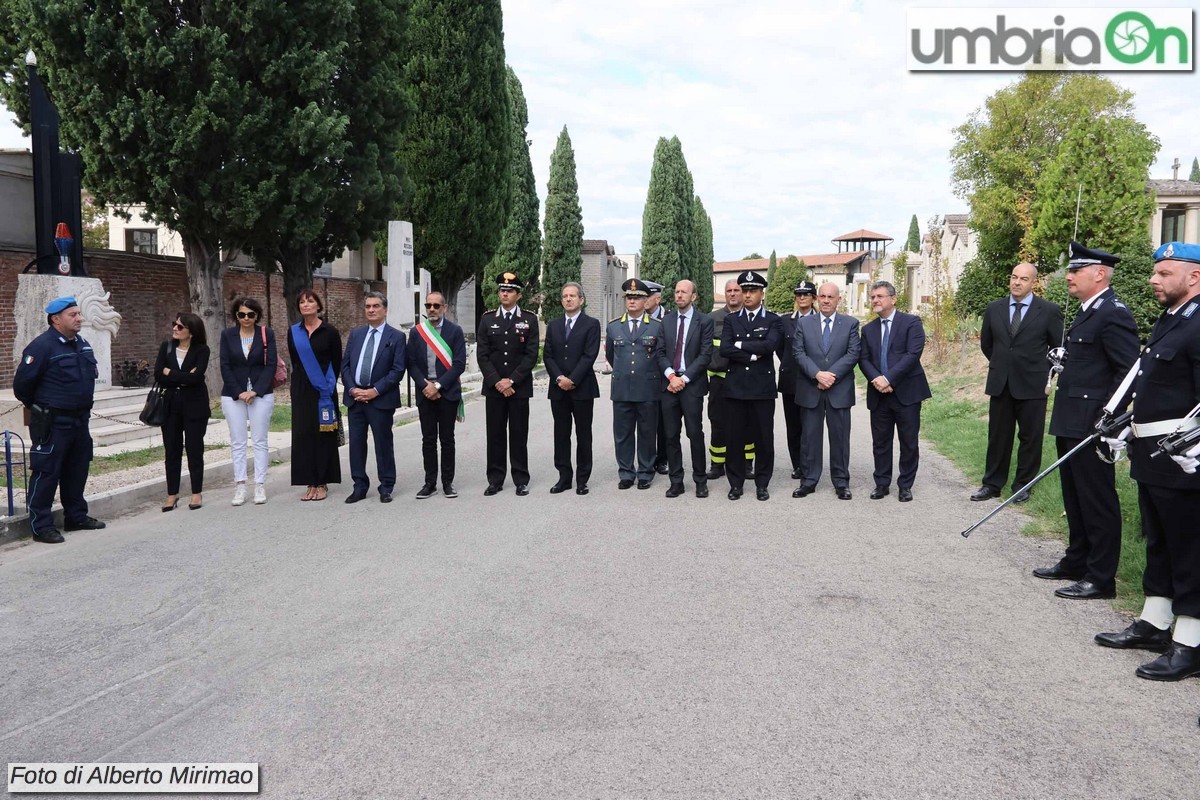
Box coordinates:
[1183,302,1198,319]
[610,315,623,324]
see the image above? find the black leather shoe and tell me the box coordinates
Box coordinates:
[836,487,852,500]
[870,486,889,500]
[727,488,742,500]
[1095,619,1172,652]
[898,488,913,502]
[443,484,458,498]
[515,484,529,496]
[970,486,1000,501]
[792,484,815,498]
[549,482,571,494]
[1033,562,1085,581]
[1054,580,1115,600]
[415,484,437,500]
[344,492,368,504]
[484,484,504,496]
[637,480,652,490]
[655,462,669,475]
[756,487,769,501]
[706,465,725,480]
[695,482,709,498]
[379,491,393,503]
[665,483,685,498]
[1136,642,1200,681]
[1011,489,1031,504]
[64,516,105,531]
[32,528,65,544]
[618,479,634,490]
[791,467,803,480]
[576,484,589,495]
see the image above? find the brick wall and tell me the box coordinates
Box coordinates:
[1,247,385,388]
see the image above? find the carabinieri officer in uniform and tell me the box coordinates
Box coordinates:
[13,297,107,543]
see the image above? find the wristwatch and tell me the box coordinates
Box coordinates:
[433,381,441,391]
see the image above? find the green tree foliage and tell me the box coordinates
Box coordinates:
[1191,157,1200,183]
[766,249,777,288]
[890,251,911,312]
[398,0,510,313]
[743,252,764,260]
[640,135,695,288]
[692,196,714,312]
[484,67,542,313]
[905,215,920,252]
[81,194,108,251]
[765,256,806,313]
[539,125,584,323]
[953,256,1011,319]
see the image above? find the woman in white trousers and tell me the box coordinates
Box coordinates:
[218,297,278,505]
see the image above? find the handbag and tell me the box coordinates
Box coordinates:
[261,326,288,389]
[139,384,171,427]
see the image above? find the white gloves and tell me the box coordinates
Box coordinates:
[1101,426,1131,454]
[1170,439,1200,474]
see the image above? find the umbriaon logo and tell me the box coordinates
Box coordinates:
[907,8,1194,71]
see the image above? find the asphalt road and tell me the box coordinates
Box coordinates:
[2,380,1197,798]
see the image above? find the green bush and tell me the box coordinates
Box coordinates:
[954,256,1009,318]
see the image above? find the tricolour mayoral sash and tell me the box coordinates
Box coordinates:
[416,318,465,421]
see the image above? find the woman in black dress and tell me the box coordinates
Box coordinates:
[287,289,342,501]
[156,312,211,511]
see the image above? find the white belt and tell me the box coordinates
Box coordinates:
[1131,417,1200,438]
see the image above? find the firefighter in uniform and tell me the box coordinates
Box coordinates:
[477,272,540,496]
[706,279,753,478]
[13,297,106,543]
[1095,242,1200,681]
[605,278,666,490]
[720,270,782,501]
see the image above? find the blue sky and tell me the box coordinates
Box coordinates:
[3,0,1197,261]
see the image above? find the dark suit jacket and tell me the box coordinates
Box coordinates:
[1049,288,1139,439]
[660,308,714,393]
[544,312,601,400]
[406,319,468,403]
[154,340,211,420]
[859,311,933,409]
[219,325,277,399]
[981,294,1064,400]
[720,307,782,400]
[793,312,861,409]
[340,323,407,409]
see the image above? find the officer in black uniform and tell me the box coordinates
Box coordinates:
[1095,242,1200,681]
[477,272,540,496]
[644,280,670,475]
[605,278,666,490]
[1034,242,1139,600]
[720,270,782,501]
[13,297,106,543]
[778,280,816,481]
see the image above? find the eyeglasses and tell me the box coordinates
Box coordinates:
[424,303,443,310]
[236,311,257,319]
[172,323,186,330]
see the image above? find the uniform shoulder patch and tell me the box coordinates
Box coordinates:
[1183,302,1198,319]
[23,355,33,364]
[610,316,623,323]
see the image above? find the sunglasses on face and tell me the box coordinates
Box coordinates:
[424,303,443,310]
[236,311,257,319]
[172,323,186,330]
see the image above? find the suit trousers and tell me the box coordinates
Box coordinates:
[1056,437,1121,590]
[163,409,208,495]
[661,386,707,484]
[347,400,396,495]
[417,396,457,487]
[727,397,774,490]
[799,395,850,489]
[485,395,530,487]
[612,400,658,482]
[982,390,1047,493]
[870,394,921,491]
[550,394,593,486]
[781,392,803,472]
[1139,482,1200,618]
[27,416,92,534]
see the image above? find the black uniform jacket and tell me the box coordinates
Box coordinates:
[477,307,540,399]
[720,307,782,400]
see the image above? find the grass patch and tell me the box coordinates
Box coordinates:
[922,357,1145,613]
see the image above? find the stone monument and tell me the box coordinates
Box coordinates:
[14,274,122,388]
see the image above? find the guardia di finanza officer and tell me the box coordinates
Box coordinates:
[13,297,107,543]
[605,278,667,490]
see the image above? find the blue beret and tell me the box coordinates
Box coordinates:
[45,297,78,315]
[1154,242,1200,265]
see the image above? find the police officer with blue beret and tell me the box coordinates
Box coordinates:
[13,297,106,543]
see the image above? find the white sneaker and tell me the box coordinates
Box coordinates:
[231,484,247,506]
[254,484,267,504]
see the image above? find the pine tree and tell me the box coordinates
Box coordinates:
[540,126,584,323]
[906,215,921,251]
[484,67,542,313]
[693,196,714,312]
[1191,157,1200,183]
[641,136,695,287]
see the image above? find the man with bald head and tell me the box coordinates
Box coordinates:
[972,262,1063,503]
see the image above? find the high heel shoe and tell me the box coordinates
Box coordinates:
[188,494,203,510]
[162,497,179,512]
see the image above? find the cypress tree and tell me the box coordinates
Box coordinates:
[766,249,777,287]
[906,215,921,251]
[693,196,714,312]
[641,135,694,287]
[1190,157,1200,183]
[540,125,584,323]
[484,67,542,312]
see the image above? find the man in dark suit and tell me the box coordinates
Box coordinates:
[973,262,1064,503]
[778,280,817,481]
[606,278,666,490]
[660,279,714,498]
[859,280,932,502]
[720,270,782,501]
[477,272,540,496]
[340,291,407,503]
[543,281,601,496]
[406,291,468,500]
[1034,243,1139,599]
[792,281,861,499]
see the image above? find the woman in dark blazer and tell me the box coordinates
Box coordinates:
[219,297,277,507]
[156,312,211,511]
